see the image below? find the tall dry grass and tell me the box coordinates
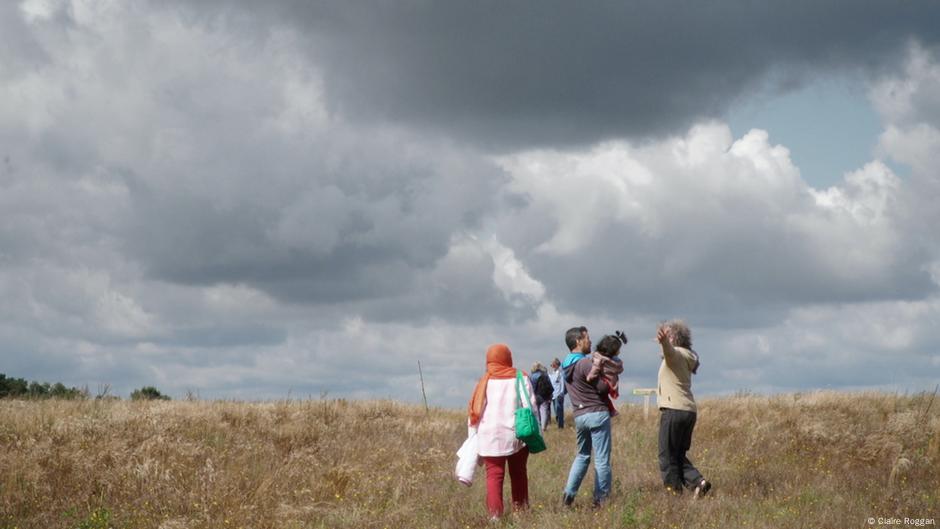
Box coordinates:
[1,391,938,528]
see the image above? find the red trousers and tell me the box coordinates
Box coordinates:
[481,447,529,517]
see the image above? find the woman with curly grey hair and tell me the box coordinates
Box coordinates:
[656,320,711,498]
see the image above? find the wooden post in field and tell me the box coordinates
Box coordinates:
[632,388,657,420]
[418,360,429,414]
[921,384,938,423]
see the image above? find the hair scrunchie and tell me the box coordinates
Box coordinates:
[614,330,628,345]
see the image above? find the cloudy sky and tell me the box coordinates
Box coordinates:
[2,0,940,406]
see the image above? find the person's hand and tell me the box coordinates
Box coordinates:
[656,327,669,344]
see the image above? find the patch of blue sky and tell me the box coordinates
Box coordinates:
[725,76,908,189]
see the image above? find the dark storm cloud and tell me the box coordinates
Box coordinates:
[163,0,940,148]
[523,212,934,323]
[117,130,517,324]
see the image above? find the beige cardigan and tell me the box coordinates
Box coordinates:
[656,342,699,412]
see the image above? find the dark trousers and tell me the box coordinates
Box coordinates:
[553,395,565,428]
[658,408,703,492]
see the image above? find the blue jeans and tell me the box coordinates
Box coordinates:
[564,410,612,504]
[552,396,565,428]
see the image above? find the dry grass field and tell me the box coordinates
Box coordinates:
[1,392,938,529]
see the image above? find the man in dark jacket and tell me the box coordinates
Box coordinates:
[529,363,553,430]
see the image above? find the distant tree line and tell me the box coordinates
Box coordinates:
[0,373,171,401]
[0,373,87,399]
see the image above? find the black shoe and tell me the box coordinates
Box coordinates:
[693,479,711,499]
[562,493,575,507]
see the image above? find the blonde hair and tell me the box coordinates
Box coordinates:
[531,362,545,373]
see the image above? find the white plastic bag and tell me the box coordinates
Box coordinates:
[455,431,479,486]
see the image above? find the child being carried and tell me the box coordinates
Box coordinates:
[586,330,627,416]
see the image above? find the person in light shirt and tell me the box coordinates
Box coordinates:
[548,358,565,428]
[656,319,711,498]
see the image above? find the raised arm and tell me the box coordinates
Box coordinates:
[657,327,681,367]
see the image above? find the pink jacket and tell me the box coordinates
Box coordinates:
[471,375,538,457]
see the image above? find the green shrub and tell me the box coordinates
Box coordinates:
[130,386,170,401]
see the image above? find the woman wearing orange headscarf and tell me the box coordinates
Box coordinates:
[467,343,538,520]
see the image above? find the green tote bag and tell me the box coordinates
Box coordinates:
[514,371,547,454]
